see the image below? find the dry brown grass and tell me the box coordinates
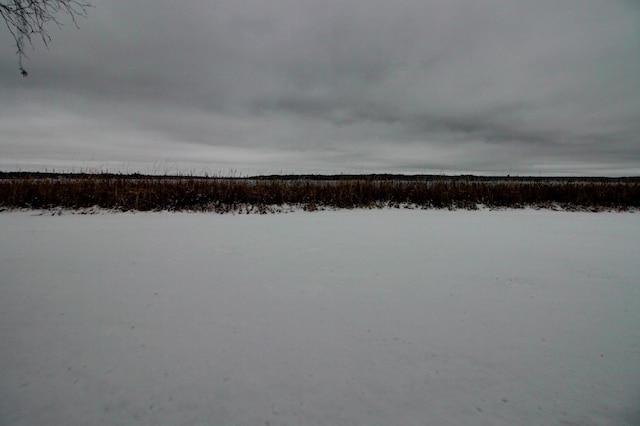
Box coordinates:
[1,172,638,212]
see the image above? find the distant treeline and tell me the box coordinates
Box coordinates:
[2,171,639,182]
[1,172,639,212]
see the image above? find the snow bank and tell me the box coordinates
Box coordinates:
[1,210,639,425]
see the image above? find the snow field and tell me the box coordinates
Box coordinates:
[1,209,639,425]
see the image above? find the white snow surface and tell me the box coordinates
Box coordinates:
[1,209,639,425]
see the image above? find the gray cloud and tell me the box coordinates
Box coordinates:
[1,0,639,175]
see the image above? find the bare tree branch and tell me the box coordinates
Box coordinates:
[0,0,91,76]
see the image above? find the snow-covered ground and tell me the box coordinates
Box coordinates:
[1,209,639,425]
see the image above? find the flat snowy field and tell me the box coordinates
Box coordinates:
[1,209,639,425]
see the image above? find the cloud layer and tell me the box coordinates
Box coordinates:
[1,0,639,175]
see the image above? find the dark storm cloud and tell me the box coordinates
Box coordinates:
[1,0,639,174]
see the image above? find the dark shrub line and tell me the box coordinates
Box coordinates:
[1,173,638,212]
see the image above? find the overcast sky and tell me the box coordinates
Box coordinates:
[1,0,639,175]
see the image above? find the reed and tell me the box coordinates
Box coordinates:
[1,172,638,212]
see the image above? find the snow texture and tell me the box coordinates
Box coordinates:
[1,209,639,425]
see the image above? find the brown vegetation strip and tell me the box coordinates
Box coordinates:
[0,173,639,212]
